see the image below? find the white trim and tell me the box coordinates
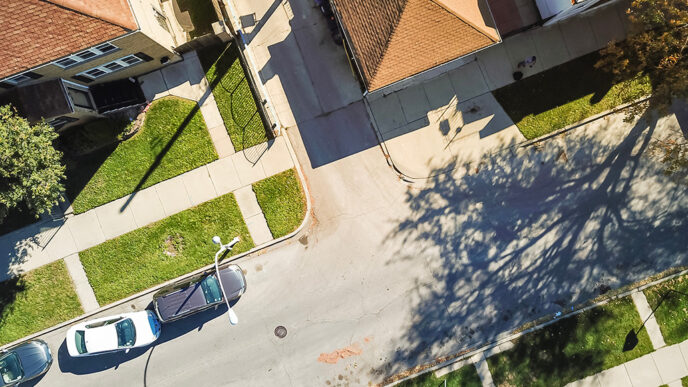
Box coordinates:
[53,43,119,69]
[77,54,144,80]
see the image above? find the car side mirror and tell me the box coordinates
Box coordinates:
[125,349,130,354]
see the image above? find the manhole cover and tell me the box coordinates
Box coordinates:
[274,325,287,338]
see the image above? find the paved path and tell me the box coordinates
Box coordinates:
[365,0,632,178]
[0,136,293,282]
[568,341,688,387]
[138,50,236,158]
[632,291,667,350]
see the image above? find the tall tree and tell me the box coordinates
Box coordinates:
[597,0,687,115]
[597,0,687,178]
[0,105,65,222]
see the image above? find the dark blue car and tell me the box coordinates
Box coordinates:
[0,340,52,386]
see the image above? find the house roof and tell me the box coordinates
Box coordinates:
[0,0,137,79]
[332,0,500,91]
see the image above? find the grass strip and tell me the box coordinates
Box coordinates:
[487,297,653,387]
[643,274,688,345]
[0,261,83,345]
[80,194,254,305]
[67,97,217,214]
[493,52,651,140]
[199,42,269,151]
[252,169,306,239]
[397,364,481,387]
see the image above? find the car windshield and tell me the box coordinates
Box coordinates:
[115,319,136,348]
[200,275,223,304]
[75,330,87,354]
[0,352,23,384]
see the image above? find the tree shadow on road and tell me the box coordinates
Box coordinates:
[374,110,688,383]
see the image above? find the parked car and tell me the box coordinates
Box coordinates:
[153,264,247,323]
[66,311,161,357]
[0,340,52,385]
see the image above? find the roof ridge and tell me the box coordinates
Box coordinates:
[44,0,138,31]
[430,0,499,42]
[368,0,412,81]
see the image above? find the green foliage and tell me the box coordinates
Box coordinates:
[644,274,688,345]
[487,297,653,386]
[596,0,688,118]
[0,105,65,222]
[0,260,82,345]
[396,364,482,387]
[67,97,217,213]
[494,53,651,139]
[199,43,269,150]
[80,193,254,305]
[252,169,306,238]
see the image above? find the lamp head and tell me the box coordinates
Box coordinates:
[212,236,222,245]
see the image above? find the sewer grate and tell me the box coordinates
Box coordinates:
[274,325,287,338]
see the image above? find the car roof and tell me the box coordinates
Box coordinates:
[84,325,119,353]
[155,281,208,321]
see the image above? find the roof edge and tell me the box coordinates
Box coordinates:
[46,0,138,30]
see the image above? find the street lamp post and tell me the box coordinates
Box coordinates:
[212,235,240,325]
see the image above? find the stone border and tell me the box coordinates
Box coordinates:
[386,265,688,386]
[0,132,311,350]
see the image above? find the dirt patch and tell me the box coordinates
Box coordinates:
[162,233,184,257]
[318,343,363,364]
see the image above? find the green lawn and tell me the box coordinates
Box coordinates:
[252,169,306,238]
[80,193,254,305]
[493,52,652,140]
[683,375,688,387]
[67,97,217,214]
[487,297,653,387]
[396,364,482,387]
[176,0,219,38]
[0,261,82,345]
[643,274,688,345]
[199,42,269,151]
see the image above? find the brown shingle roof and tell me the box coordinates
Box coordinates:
[0,0,137,79]
[332,0,500,91]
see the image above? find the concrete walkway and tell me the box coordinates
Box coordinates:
[0,136,293,282]
[632,291,667,350]
[567,341,688,387]
[366,0,632,178]
[138,50,236,158]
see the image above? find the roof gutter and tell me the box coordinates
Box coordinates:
[329,0,370,93]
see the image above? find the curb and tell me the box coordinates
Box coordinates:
[372,93,651,184]
[385,265,688,386]
[0,132,312,351]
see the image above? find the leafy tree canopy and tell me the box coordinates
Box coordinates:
[0,105,65,222]
[597,0,687,117]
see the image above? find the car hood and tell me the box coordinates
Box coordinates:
[218,267,245,300]
[13,341,50,379]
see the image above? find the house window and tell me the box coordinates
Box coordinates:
[77,54,147,79]
[2,71,42,85]
[53,43,120,68]
[67,87,94,109]
[153,8,170,33]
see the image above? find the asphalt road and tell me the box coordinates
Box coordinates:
[31,1,688,385]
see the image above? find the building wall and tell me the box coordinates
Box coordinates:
[127,0,182,50]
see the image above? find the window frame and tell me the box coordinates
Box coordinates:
[52,42,120,69]
[76,54,145,80]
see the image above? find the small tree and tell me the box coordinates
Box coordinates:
[0,105,65,222]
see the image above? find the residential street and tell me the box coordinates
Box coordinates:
[26,1,688,387]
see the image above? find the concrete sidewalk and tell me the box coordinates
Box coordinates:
[568,342,688,387]
[366,0,631,179]
[0,136,293,281]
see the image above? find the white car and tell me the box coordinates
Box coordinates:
[66,311,161,357]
